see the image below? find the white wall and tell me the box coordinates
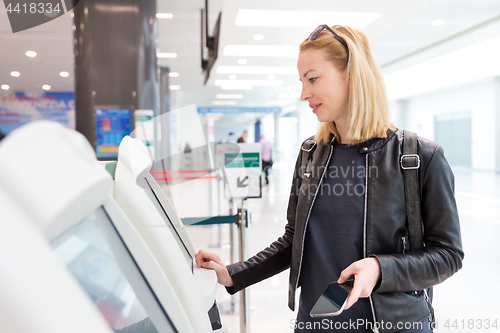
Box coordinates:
[391,77,496,171]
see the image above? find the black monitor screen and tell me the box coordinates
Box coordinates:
[51,206,177,333]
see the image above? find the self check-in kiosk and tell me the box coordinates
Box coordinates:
[113,136,225,333]
[0,121,225,333]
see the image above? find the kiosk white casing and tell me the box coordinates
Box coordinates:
[114,136,222,333]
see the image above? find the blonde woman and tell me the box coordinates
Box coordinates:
[196,25,463,333]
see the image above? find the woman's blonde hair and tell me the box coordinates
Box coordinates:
[299,25,393,144]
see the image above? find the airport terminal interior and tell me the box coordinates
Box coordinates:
[1,0,500,332]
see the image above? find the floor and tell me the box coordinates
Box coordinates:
[175,163,500,333]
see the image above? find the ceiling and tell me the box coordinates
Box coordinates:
[2,0,500,123]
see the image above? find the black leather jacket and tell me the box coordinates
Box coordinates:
[226,129,464,333]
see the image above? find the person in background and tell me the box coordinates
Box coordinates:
[196,24,463,333]
[237,130,248,143]
[259,133,273,185]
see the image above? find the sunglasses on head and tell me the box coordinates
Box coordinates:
[308,24,348,50]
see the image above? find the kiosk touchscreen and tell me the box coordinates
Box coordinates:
[51,206,175,333]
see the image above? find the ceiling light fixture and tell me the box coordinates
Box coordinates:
[221,86,254,90]
[268,74,276,80]
[229,75,237,80]
[253,34,264,41]
[212,100,237,106]
[216,94,244,99]
[42,85,51,90]
[10,71,20,77]
[169,85,180,90]
[169,72,179,77]
[156,13,173,19]
[235,9,381,28]
[238,59,247,65]
[60,71,69,77]
[217,66,296,74]
[224,45,298,57]
[432,19,444,27]
[1,84,9,90]
[25,51,37,57]
[157,53,177,58]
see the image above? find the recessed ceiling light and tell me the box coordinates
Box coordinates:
[169,85,180,90]
[169,72,179,77]
[42,85,51,90]
[60,71,69,77]
[253,34,264,41]
[432,19,444,27]
[10,71,20,77]
[229,75,237,80]
[156,13,173,19]
[217,66,296,74]
[212,100,237,106]
[216,94,244,99]
[215,79,283,87]
[268,74,276,80]
[25,51,37,57]
[70,13,74,18]
[238,58,247,65]
[235,9,381,28]
[221,86,254,90]
[157,53,177,58]
[224,45,298,57]
[1,84,9,90]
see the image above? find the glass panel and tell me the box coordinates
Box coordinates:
[144,177,193,272]
[51,207,176,333]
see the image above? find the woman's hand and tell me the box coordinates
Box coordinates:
[337,257,381,310]
[195,249,234,287]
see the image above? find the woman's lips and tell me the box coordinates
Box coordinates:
[311,103,322,113]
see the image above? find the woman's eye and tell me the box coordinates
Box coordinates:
[309,77,317,83]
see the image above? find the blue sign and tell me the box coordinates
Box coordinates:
[197,107,281,114]
[95,108,131,158]
[0,92,75,135]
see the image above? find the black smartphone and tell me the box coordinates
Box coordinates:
[310,280,354,318]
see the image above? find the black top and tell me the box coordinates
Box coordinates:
[296,142,373,332]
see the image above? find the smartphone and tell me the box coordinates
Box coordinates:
[310,280,354,318]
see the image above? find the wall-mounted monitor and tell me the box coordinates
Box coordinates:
[95,108,131,159]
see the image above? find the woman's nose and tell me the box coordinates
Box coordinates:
[300,86,311,101]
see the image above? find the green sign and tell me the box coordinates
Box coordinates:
[225,152,260,168]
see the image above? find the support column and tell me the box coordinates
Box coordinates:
[74,0,159,159]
